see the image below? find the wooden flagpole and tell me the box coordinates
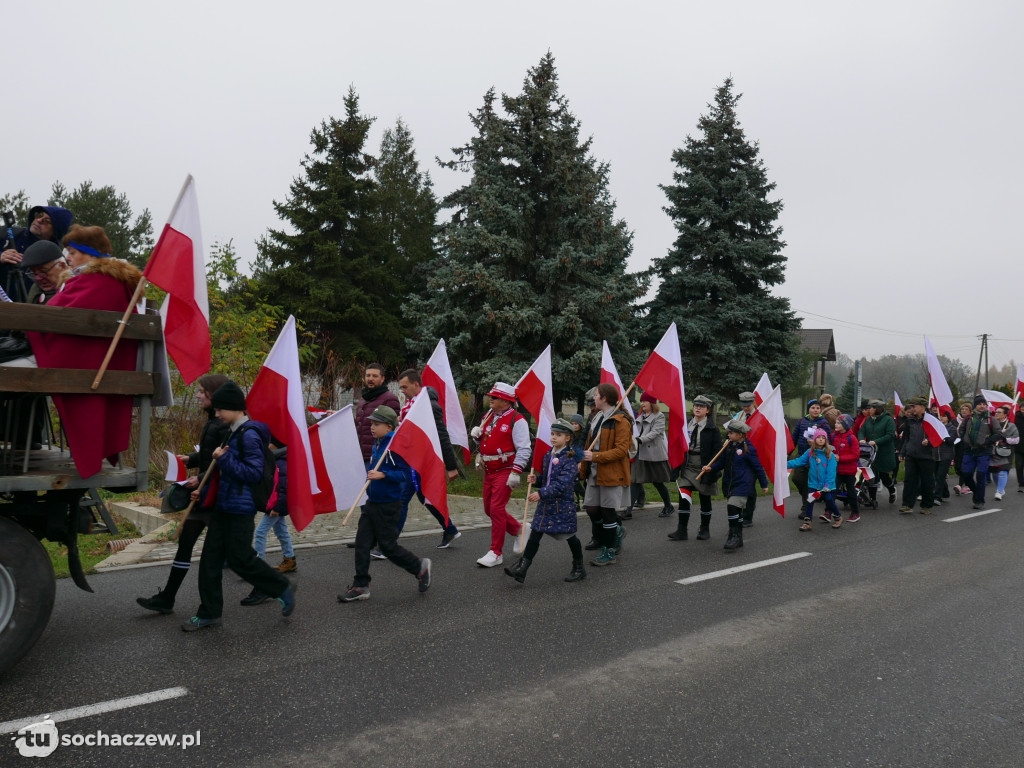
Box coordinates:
[517,481,533,553]
[92,276,148,390]
[695,442,728,481]
[585,381,637,452]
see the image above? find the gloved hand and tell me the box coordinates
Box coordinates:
[506,472,521,490]
[471,426,483,439]
[475,453,483,469]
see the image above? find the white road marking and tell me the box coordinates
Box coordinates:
[676,552,812,585]
[942,508,1000,523]
[0,687,188,735]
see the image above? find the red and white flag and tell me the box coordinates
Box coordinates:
[307,406,333,421]
[807,490,822,502]
[922,412,948,448]
[753,372,794,453]
[861,465,876,481]
[163,451,187,483]
[635,323,689,466]
[1016,364,1024,402]
[746,384,791,517]
[516,346,556,473]
[143,175,210,384]
[893,391,903,420]
[980,389,1013,409]
[924,336,954,407]
[422,338,471,465]
[387,391,449,524]
[308,405,367,515]
[600,340,626,401]
[676,487,693,505]
[246,316,320,531]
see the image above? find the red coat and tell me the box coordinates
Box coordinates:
[27,259,142,479]
[831,430,860,476]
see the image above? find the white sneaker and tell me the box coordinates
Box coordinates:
[476,551,503,568]
[994,492,1003,501]
[513,532,525,554]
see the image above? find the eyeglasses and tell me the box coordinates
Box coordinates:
[29,261,63,278]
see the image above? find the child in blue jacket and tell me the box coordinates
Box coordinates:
[504,419,585,584]
[243,440,298,606]
[338,406,431,602]
[787,429,841,531]
[706,420,769,551]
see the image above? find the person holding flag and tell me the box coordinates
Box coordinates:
[957,395,1002,509]
[471,382,530,568]
[897,397,936,515]
[703,420,768,551]
[732,391,759,527]
[668,395,722,542]
[580,383,633,566]
[631,394,675,519]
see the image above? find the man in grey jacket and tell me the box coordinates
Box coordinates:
[898,396,935,515]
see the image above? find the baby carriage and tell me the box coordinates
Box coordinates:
[836,443,879,510]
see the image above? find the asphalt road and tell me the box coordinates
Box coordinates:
[3,490,1023,767]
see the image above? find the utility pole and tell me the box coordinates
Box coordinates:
[853,359,863,409]
[974,333,989,394]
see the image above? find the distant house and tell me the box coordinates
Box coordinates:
[785,329,837,420]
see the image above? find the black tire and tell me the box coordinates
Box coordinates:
[0,516,56,676]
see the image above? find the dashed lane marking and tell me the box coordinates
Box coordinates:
[942,508,1000,523]
[0,687,188,735]
[676,552,812,585]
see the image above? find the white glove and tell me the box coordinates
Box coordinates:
[471,426,483,439]
[474,454,483,469]
[506,472,521,490]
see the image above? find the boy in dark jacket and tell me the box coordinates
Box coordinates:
[706,420,768,551]
[183,381,296,631]
[339,406,432,602]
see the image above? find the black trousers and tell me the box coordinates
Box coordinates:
[196,512,289,620]
[902,457,935,509]
[353,501,422,588]
[838,474,859,512]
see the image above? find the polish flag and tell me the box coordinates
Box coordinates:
[924,336,954,407]
[422,338,471,465]
[516,346,556,473]
[246,316,320,531]
[307,407,333,421]
[163,451,187,483]
[676,487,692,505]
[753,372,794,453]
[746,385,791,517]
[600,340,626,400]
[142,175,210,384]
[635,324,688,466]
[807,490,822,502]
[1016,364,1024,402]
[893,391,903,420]
[309,405,367,515]
[861,465,876,481]
[387,390,449,524]
[922,412,948,448]
[980,389,1014,409]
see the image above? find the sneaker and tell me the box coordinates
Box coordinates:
[136,589,174,614]
[240,588,270,606]
[615,525,626,551]
[898,506,913,515]
[819,513,832,523]
[418,558,432,593]
[658,505,675,518]
[953,485,963,496]
[370,548,386,560]
[831,515,843,529]
[476,550,503,568]
[276,557,297,573]
[338,586,370,602]
[919,508,932,515]
[888,491,897,504]
[932,500,941,507]
[437,530,461,549]
[590,547,617,567]
[994,492,1004,501]
[512,533,524,555]
[1018,488,1024,493]
[181,616,221,632]
[972,502,984,510]
[278,582,298,616]
[846,513,861,523]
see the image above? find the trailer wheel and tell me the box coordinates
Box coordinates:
[0,517,56,676]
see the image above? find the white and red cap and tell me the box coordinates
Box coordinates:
[487,382,517,403]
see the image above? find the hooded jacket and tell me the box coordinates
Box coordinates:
[788,447,838,491]
[213,419,272,515]
[1,206,73,299]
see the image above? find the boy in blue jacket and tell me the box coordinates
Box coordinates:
[339,406,432,602]
[705,420,769,552]
[183,381,296,631]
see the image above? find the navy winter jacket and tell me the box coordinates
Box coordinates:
[270,447,288,516]
[711,440,769,498]
[792,415,831,455]
[214,420,271,515]
[532,446,579,534]
[366,431,412,503]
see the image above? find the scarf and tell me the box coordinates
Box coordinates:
[361,383,389,403]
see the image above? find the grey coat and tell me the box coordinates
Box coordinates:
[990,420,1019,470]
[635,411,669,462]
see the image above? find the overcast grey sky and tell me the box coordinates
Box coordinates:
[6,1,1021,371]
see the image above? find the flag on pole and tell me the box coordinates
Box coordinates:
[746,384,790,517]
[163,451,187,483]
[677,487,692,506]
[635,323,689,466]
[924,336,954,407]
[862,465,876,481]
[422,338,471,465]
[515,346,556,473]
[980,389,1013,409]
[246,316,320,531]
[752,372,794,454]
[387,390,449,524]
[308,405,366,514]
[1016,364,1024,401]
[922,412,948,448]
[307,407,333,421]
[142,175,210,384]
[600,340,626,400]
[893,391,903,420]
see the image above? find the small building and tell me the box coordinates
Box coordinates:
[785,328,837,420]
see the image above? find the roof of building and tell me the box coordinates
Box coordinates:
[799,328,836,361]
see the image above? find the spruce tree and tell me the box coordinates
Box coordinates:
[647,78,801,403]
[253,87,404,378]
[407,53,648,410]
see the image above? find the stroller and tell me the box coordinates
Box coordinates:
[836,443,879,510]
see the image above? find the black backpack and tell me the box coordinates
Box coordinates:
[234,423,277,512]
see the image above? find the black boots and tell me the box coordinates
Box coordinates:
[565,558,586,582]
[504,557,532,583]
[696,514,711,540]
[724,520,743,551]
[667,511,690,540]
[584,520,602,550]
[658,503,675,518]
[136,588,174,614]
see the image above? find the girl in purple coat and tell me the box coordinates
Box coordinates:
[504,419,585,584]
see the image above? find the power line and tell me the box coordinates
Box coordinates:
[793,309,978,340]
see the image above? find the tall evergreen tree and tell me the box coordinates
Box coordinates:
[647,78,802,403]
[253,87,404,380]
[407,53,648,411]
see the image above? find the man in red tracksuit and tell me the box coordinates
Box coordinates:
[471,382,531,567]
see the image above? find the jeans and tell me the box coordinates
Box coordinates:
[995,469,1009,495]
[254,513,294,558]
[804,490,839,519]
[352,501,422,588]
[961,453,990,503]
